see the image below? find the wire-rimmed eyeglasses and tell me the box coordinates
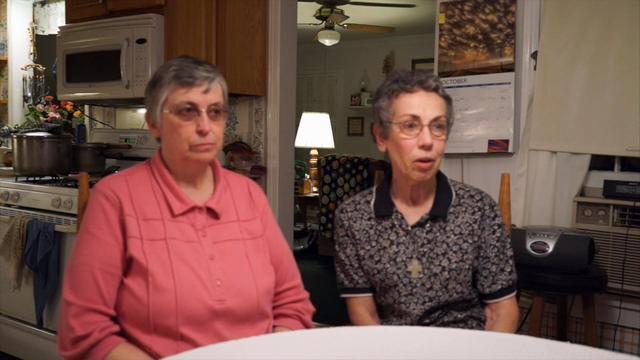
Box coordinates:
[386,117,449,139]
[162,105,228,123]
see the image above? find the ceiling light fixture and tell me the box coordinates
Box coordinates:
[317,29,340,46]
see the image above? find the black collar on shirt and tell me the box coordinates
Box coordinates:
[373,169,453,220]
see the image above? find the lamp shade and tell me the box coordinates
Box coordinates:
[317,29,340,46]
[294,112,335,149]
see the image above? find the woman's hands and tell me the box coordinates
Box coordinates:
[273,326,291,333]
[105,343,153,360]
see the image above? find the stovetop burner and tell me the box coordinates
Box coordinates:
[13,176,98,188]
[11,166,119,188]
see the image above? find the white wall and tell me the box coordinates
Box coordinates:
[441,155,516,201]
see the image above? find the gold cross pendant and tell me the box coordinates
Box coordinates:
[407,258,423,279]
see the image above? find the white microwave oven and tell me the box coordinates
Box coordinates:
[57,14,164,101]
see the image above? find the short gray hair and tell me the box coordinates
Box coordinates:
[144,56,228,126]
[372,70,453,140]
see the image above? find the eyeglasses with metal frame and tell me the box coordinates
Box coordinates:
[386,116,449,139]
[162,104,228,123]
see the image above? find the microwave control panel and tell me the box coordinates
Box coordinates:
[133,28,152,91]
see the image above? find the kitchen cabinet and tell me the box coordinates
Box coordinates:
[164,0,267,96]
[107,0,164,12]
[65,0,267,96]
[66,0,164,23]
[65,0,107,23]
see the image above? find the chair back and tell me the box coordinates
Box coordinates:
[317,154,387,255]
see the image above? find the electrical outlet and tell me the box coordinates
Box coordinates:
[103,107,116,127]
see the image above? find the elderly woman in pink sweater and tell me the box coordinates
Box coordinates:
[58,56,314,360]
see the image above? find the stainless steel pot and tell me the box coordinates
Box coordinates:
[72,143,132,174]
[73,143,108,174]
[12,132,73,176]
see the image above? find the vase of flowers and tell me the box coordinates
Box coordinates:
[21,95,85,135]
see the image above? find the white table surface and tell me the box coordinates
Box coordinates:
[164,326,637,360]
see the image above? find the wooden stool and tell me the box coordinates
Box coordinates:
[518,264,607,347]
[528,293,598,346]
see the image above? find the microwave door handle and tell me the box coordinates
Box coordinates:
[120,38,130,89]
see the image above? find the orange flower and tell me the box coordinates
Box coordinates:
[61,100,74,112]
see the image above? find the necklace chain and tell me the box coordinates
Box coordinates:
[405,222,424,279]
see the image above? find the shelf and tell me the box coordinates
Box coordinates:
[348,106,372,110]
[0,56,7,62]
[0,100,7,106]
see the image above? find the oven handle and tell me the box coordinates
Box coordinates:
[0,216,77,233]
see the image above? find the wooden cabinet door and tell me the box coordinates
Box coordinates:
[107,0,165,12]
[65,0,108,23]
[164,0,266,96]
[164,0,217,63]
[216,0,267,96]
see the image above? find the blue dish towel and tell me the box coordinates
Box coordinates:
[23,219,60,329]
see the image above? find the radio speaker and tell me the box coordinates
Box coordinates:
[511,226,594,273]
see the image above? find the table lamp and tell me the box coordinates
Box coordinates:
[294,112,335,192]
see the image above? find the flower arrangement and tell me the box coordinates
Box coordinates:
[20,95,85,130]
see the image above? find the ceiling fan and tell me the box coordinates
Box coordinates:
[298,0,417,46]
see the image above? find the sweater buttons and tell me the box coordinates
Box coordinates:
[215,279,222,287]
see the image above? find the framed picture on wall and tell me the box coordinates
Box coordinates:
[411,58,435,72]
[347,116,364,136]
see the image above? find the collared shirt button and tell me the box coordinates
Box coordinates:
[215,279,222,286]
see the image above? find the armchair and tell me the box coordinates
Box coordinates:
[317,154,388,255]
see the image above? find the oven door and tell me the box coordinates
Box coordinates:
[0,206,77,359]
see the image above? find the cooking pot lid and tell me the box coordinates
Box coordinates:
[13,131,73,139]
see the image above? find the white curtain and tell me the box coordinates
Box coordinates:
[527,0,640,157]
[516,151,590,227]
[509,0,622,227]
[512,89,591,227]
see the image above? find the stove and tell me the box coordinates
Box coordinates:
[0,176,83,215]
[0,175,80,358]
[0,130,150,358]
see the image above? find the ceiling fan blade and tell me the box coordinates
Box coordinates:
[348,1,416,8]
[328,12,349,24]
[298,22,325,26]
[341,23,394,33]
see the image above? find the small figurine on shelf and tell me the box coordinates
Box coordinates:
[350,93,361,106]
[359,70,371,106]
[360,91,371,107]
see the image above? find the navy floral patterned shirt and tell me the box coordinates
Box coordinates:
[334,171,517,329]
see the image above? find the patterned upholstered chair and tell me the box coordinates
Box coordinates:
[317,154,387,255]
